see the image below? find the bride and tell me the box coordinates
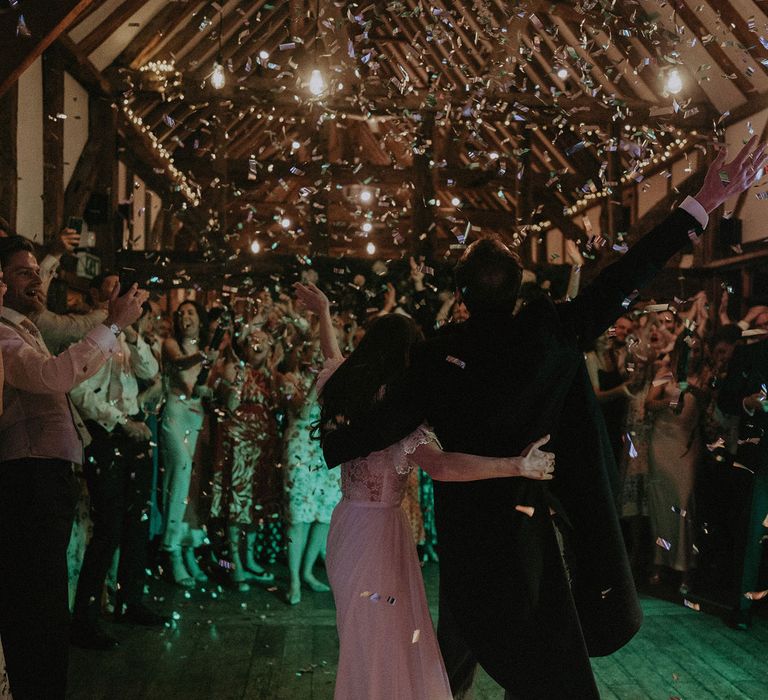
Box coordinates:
[294,282,555,700]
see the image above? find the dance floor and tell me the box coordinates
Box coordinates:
[67,562,768,699]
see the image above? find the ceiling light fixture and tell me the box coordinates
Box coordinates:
[210,11,225,90]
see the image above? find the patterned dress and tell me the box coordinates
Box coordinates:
[211,366,283,560]
[283,370,341,524]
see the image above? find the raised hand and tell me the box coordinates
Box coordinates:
[293,282,329,316]
[511,435,555,480]
[51,227,80,256]
[106,283,149,330]
[695,136,768,214]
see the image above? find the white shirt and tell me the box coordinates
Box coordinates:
[70,332,159,432]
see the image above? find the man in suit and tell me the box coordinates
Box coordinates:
[717,335,768,630]
[322,140,766,699]
[0,236,147,699]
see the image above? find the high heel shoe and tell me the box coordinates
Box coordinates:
[168,551,195,589]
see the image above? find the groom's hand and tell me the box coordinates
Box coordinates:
[694,136,768,214]
[514,435,555,480]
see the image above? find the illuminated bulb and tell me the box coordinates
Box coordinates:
[557,67,568,80]
[360,189,373,204]
[210,60,226,90]
[366,241,376,255]
[309,69,326,96]
[362,222,372,233]
[451,197,462,207]
[259,50,269,60]
[250,240,261,254]
[291,140,301,150]
[665,69,682,95]
[280,217,292,229]
[489,151,499,160]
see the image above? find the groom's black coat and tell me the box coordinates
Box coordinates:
[323,208,704,698]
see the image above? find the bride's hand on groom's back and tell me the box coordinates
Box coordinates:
[509,435,555,480]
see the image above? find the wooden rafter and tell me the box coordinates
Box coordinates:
[0,0,97,98]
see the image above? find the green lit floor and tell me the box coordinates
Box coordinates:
[67,562,768,699]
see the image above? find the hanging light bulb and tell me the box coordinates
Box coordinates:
[556,67,569,80]
[211,60,226,89]
[451,196,462,207]
[280,217,292,229]
[665,69,683,95]
[366,241,376,255]
[360,189,373,204]
[362,222,372,233]
[250,240,261,254]
[211,11,226,90]
[309,68,326,96]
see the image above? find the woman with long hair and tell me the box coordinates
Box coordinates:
[294,282,555,700]
[160,300,214,588]
[645,330,706,591]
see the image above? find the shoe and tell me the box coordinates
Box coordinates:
[70,623,119,650]
[726,609,752,631]
[115,603,170,627]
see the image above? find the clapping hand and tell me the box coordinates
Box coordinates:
[512,435,556,480]
[695,136,768,214]
[293,282,329,316]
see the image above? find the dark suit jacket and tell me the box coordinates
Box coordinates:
[323,208,704,697]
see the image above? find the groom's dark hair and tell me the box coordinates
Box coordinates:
[454,235,522,314]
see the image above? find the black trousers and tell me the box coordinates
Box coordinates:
[73,421,153,626]
[0,457,77,700]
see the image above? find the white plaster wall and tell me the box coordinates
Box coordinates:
[130,175,146,250]
[16,57,44,243]
[88,0,168,71]
[636,171,668,221]
[63,73,89,189]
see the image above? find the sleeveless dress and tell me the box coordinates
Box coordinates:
[318,359,452,700]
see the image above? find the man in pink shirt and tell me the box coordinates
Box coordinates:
[0,236,147,700]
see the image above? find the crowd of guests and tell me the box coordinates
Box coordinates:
[1,222,767,697]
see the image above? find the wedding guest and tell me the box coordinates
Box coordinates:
[645,332,706,591]
[717,334,768,629]
[161,300,216,587]
[69,274,164,650]
[210,327,279,591]
[281,338,341,604]
[35,228,107,355]
[0,236,145,700]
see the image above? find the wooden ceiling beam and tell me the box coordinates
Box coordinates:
[113,0,208,70]
[0,0,97,98]
[77,0,151,57]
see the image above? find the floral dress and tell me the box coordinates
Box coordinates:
[211,366,283,559]
[283,369,341,524]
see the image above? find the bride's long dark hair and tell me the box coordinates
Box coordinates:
[318,314,423,436]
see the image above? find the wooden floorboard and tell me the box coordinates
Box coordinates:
[65,562,768,699]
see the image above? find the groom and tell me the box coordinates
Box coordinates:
[322,139,766,699]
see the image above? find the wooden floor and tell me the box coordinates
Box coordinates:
[67,562,768,700]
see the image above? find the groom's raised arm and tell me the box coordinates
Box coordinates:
[558,137,767,348]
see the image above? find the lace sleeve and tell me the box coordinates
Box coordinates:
[316,357,344,394]
[396,424,441,475]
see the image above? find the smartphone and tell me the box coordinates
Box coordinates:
[67,216,83,235]
[119,267,138,296]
